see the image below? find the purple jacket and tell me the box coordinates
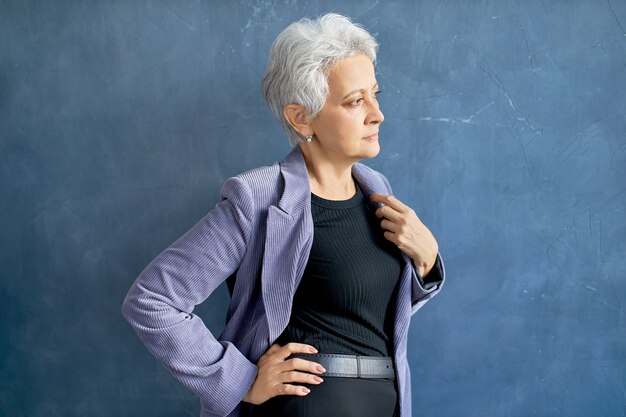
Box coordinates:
[122,145,445,417]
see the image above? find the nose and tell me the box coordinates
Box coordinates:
[365,97,384,125]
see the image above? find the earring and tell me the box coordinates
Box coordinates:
[305,134,313,143]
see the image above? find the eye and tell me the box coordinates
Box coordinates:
[348,90,382,106]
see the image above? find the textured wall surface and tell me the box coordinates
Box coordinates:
[1,1,625,416]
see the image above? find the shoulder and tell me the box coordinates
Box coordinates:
[220,161,282,205]
[354,161,386,178]
[353,161,394,194]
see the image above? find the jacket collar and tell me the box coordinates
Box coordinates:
[277,145,389,215]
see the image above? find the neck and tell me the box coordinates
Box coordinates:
[299,144,357,200]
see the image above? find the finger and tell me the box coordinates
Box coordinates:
[369,193,410,213]
[266,343,282,355]
[375,204,404,222]
[383,230,399,245]
[380,218,399,232]
[276,342,318,360]
[281,357,326,374]
[276,383,311,397]
[279,369,324,385]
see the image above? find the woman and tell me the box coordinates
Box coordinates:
[122,12,445,417]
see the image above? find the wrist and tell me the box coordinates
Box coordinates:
[242,389,251,404]
[412,255,436,278]
[411,258,427,277]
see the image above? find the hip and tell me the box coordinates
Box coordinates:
[249,375,398,417]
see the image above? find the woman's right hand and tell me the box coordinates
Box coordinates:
[242,342,326,405]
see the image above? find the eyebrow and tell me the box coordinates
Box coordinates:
[341,82,379,100]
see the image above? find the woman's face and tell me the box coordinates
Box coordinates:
[308,53,384,163]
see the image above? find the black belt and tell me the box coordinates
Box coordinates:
[288,353,396,380]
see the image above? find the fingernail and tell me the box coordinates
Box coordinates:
[317,365,326,373]
[303,387,310,394]
[309,346,318,353]
[314,376,324,383]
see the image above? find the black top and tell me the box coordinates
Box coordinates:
[275,179,406,356]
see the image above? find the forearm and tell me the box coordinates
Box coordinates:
[122,267,258,415]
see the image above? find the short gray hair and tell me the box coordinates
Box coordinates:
[261,13,379,147]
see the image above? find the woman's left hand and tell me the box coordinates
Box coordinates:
[369,193,439,279]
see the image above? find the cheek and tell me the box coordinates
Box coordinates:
[317,108,363,141]
[335,112,362,133]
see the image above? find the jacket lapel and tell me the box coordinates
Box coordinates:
[261,146,313,342]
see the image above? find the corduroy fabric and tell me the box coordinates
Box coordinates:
[122,145,446,417]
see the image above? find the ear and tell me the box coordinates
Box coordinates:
[283,104,312,137]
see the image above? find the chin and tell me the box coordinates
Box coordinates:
[361,141,381,159]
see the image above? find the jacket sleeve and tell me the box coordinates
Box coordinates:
[408,252,446,316]
[121,176,258,417]
[377,172,446,316]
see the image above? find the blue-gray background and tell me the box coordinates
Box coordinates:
[1,1,625,416]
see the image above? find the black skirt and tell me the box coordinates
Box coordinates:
[249,375,399,417]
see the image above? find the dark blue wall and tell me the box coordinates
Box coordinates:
[2,1,625,416]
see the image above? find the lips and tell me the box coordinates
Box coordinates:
[363,133,379,140]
